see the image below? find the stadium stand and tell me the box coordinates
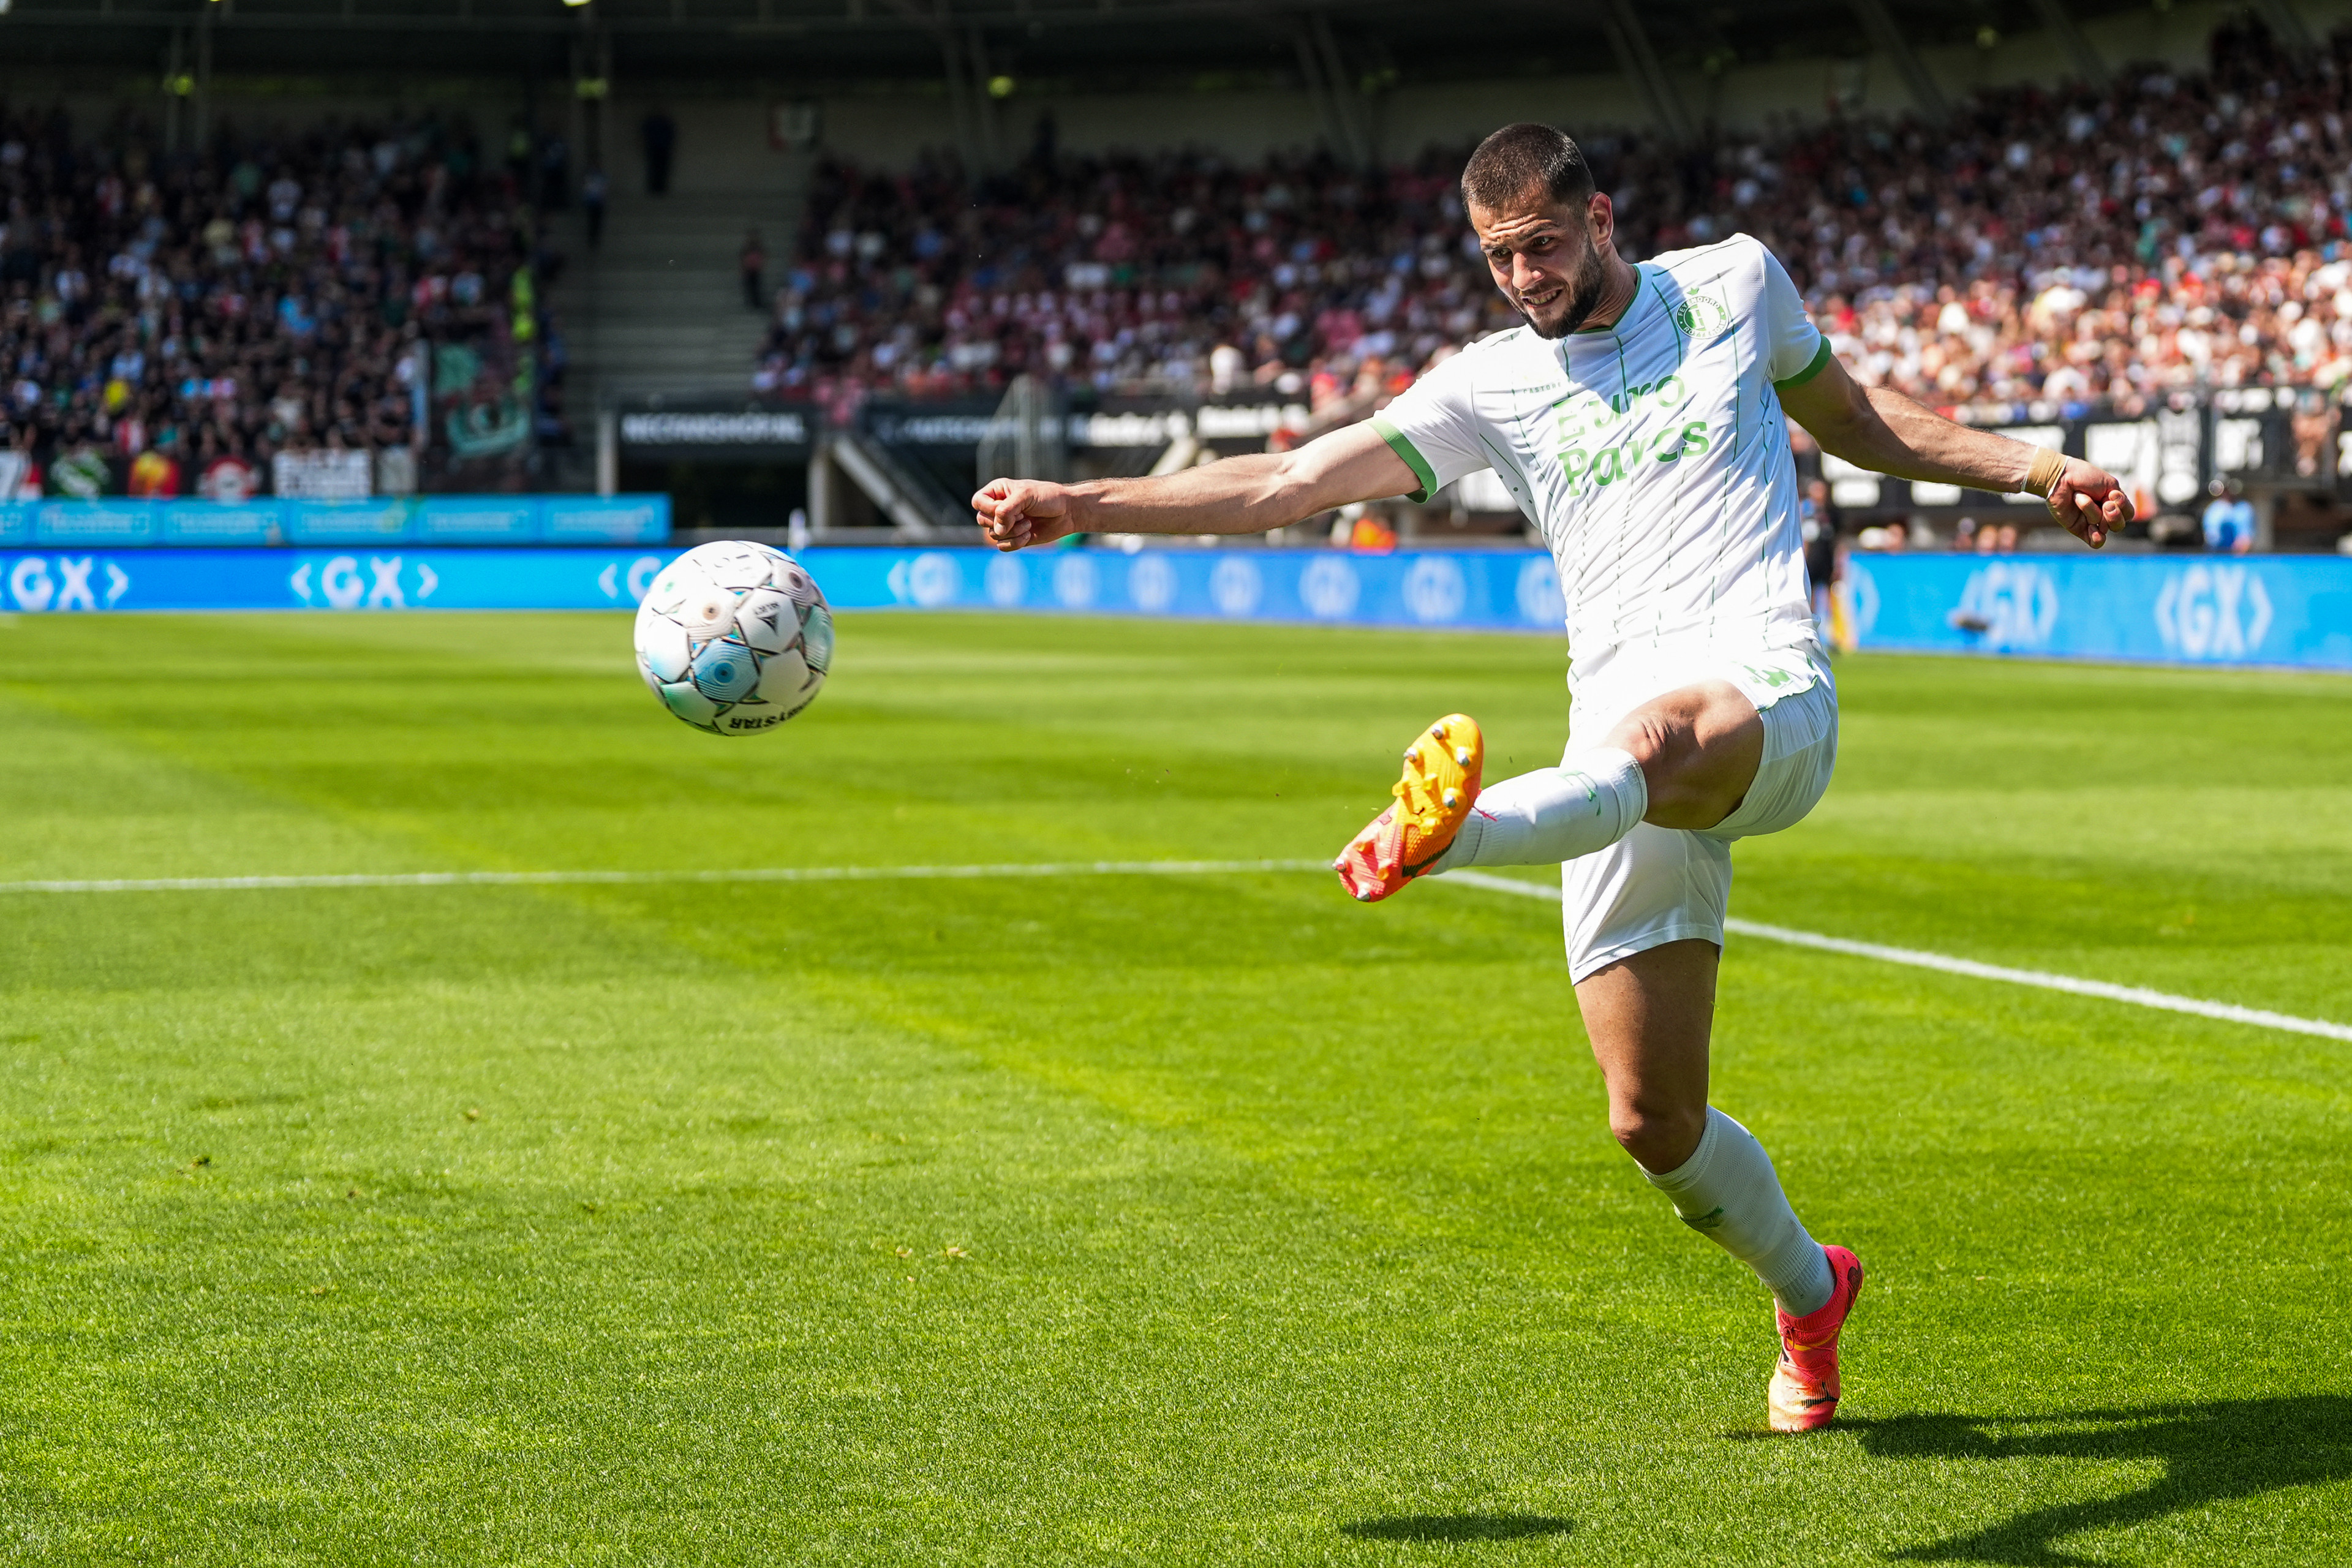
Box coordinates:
[9,9,2352,524]
[760,13,2352,475]
[0,108,568,500]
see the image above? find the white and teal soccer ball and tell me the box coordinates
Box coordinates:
[632,541,833,735]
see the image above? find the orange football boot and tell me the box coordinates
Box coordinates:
[1768,1244,1864,1433]
[1333,714,1483,902]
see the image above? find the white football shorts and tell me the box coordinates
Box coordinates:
[1559,647,1838,983]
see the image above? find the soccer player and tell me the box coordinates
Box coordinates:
[971,123,2132,1432]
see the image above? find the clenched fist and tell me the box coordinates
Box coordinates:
[972,477,1077,552]
[2045,456,2135,550]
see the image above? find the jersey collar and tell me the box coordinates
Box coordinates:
[1562,262,1659,352]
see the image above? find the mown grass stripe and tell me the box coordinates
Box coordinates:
[5,856,2342,1043]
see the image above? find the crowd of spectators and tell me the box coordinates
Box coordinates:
[760,14,2352,451]
[1,106,567,502]
[758,140,1514,423]
[1765,14,2352,439]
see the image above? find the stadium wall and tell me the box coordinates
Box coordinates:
[6,542,2346,674]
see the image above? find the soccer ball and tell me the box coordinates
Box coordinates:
[631,541,833,735]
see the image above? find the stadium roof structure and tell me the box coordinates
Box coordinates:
[0,0,2209,108]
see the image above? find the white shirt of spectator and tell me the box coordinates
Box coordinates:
[1374,232,1830,723]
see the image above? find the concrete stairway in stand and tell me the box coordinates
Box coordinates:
[547,183,805,418]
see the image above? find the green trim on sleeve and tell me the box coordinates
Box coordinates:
[1772,337,1834,390]
[1371,417,1439,503]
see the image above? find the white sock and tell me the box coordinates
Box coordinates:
[1428,747,1647,872]
[1640,1107,1834,1317]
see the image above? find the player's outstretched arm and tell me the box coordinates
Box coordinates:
[971,421,1418,552]
[1777,353,2133,549]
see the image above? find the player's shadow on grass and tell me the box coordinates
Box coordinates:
[1849,1396,2352,1564]
[1340,1513,1574,1544]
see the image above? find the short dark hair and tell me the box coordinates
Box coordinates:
[1460,123,1594,215]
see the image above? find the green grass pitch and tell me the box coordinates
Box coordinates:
[1,608,2348,1565]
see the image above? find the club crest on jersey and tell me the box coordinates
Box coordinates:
[1673,291,1735,342]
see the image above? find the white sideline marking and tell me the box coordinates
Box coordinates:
[0,859,1330,895]
[1436,869,2352,1044]
[3,856,2341,1044]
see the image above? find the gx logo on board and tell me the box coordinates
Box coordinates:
[1403,555,1468,624]
[6,556,131,611]
[597,556,666,605]
[2154,563,2272,660]
[888,551,963,608]
[289,556,440,610]
[1950,561,2060,650]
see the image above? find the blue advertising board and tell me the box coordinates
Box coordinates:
[0,494,669,548]
[0,544,1570,628]
[36,500,160,546]
[281,497,417,546]
[797,545,1572,632]
[1845,552,2352,670]
[544,495,671,543]
[0,546,676,612]
[415,497,542,545]
[0,540,2343,674]
[161,500,281,545]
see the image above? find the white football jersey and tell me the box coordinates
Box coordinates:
[1375,233,1831,722]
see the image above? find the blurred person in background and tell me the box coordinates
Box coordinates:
[538,133,571,211]
[741,229,767,312]
[1801,477,1839,636]
[582,167,608,247]
[641,109,676,195]
[2203,479,2256,552]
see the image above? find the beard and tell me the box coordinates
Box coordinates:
[1521,238,1609,340]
